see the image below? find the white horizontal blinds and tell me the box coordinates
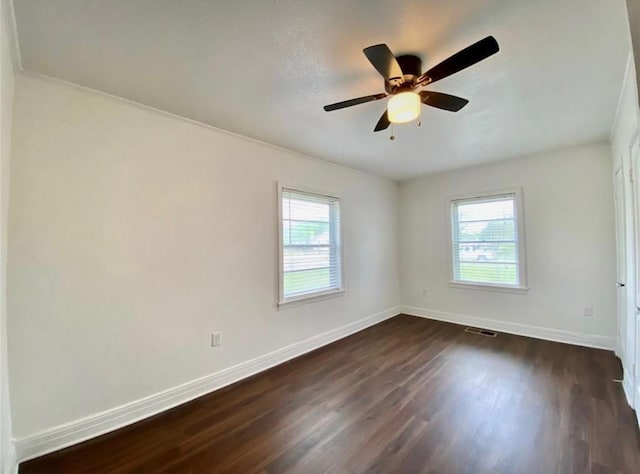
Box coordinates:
[452,194,519,286]
[282,189,341,299]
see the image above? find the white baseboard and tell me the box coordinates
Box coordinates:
[15,306,401,463]
[402,305,615,351]
[636,387,640,428]
[620,357,635,409]
[623,376,634,408]
[2,442,17,474]
[614,331,622,359]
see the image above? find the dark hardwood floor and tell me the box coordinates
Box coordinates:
[20,315,640,473]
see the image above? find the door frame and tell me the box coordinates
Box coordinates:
[614,164,628,375]
[630,130,640,411]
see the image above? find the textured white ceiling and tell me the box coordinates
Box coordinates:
[13,0,631,180]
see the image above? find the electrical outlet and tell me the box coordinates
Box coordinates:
[211,332,222,347]
[583,306,593,318]
[422,289,428,298]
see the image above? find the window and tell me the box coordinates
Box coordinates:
[278,185,343,306]
[449,189,527,293]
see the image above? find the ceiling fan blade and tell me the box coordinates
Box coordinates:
[374,110,390,132]
[363,44,404,83]
[323,93,387,111]
[419,91,469,112]
[418,36,499,85]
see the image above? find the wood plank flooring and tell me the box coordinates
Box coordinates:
[20,315,640,473]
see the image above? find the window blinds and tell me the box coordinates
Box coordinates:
[451,194,519,286]
[281,189,342,300]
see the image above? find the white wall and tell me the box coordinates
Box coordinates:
[399,143,616,342]
[0,0,15,471]
[7,75,400,440]
[610,53,639,403]
[627,0,640,97]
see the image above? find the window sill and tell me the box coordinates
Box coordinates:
[448,281,528,295]
[278,289,345,310]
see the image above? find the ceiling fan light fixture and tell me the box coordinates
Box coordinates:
[388,92,420,124]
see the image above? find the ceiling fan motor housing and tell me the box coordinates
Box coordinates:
[386,55,422,93]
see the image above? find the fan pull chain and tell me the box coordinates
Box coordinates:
[390,124,395,141]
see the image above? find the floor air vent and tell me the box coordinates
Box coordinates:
[465,327,497,337]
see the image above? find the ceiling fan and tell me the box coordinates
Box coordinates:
[323,36,499,133]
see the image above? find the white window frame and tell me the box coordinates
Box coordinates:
[448,188,528,294]
[277,183,345,308]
